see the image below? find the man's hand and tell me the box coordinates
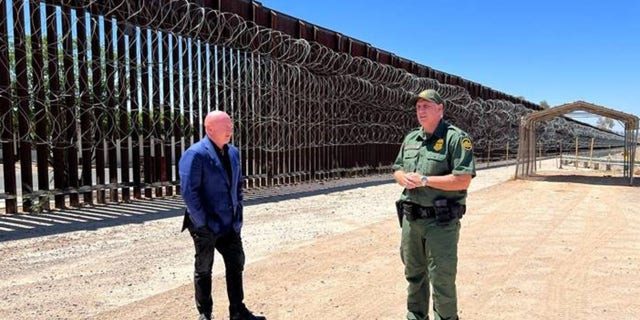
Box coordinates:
[393,170,423,189]
[402,172,422,189]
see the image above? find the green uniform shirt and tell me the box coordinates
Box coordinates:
[392,120,476,206]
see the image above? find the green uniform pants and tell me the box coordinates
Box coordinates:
[401,215,460,320]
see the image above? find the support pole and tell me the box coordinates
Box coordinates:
[575,136,579,169]
[506,141,509,161]
[589,137,595,168]
[559,142,563,169]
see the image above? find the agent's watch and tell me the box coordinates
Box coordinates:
[420,175,429,187]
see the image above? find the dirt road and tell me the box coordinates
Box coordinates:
[1,162,639,320]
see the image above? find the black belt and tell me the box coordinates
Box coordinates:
[413,205,436,219]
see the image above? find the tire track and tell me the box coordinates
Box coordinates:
[461,180,591,317]
[544,185,630,319]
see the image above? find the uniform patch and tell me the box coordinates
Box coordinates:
[461,138,473,150]
[433,138,444,152]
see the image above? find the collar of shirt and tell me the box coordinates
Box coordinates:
[209,138,229,157]
[418,120,447,142]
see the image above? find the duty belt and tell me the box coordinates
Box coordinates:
[413,205,436,219]
[414,206,436,219]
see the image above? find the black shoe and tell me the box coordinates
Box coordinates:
[198,313,212,320]
[229,304,266,320]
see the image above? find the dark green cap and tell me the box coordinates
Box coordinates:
[413,89,443,105]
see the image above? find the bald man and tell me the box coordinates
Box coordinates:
[180,111,266,320]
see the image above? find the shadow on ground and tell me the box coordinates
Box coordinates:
[0,176,393,242]
[525,173,639,186]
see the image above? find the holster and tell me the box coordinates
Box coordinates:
[402,202,420,221]
[396,201,426,225]
[395,200,405,227]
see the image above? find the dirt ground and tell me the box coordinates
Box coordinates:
[1,160,639,320]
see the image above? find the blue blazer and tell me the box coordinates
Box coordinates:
[179,137,243,235]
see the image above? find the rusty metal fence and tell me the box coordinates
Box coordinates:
[0,0,625,213]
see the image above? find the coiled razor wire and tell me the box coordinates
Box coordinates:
[1,0,625,157]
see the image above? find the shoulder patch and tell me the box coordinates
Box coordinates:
[461,137,473,151]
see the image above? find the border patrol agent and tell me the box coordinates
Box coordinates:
[392,89,476,320]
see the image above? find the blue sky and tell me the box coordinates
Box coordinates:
[260,0,640,124]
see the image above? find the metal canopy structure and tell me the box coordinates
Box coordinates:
[515,101,639,185]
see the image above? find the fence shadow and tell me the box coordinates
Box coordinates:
[0,176,393,242]
[525,173,639,186]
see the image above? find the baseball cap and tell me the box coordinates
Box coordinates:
[412,89,443,105]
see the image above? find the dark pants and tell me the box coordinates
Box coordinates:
[188,226,246,315]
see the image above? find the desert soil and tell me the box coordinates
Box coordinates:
[1,159,639,320]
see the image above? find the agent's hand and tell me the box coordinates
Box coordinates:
[403,172,422,190]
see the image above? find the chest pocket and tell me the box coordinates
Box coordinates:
[402,147,420,172]
[422,150,451,176]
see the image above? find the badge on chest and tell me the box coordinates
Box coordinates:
[433,138,444,152]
